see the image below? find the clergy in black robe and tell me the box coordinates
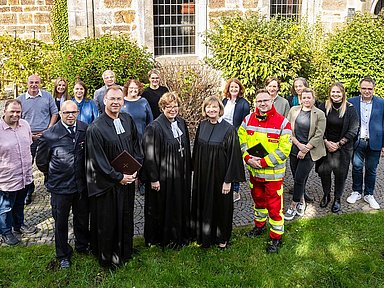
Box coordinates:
[142,92,192,248]
[86,85,142,267]
[191,96,245,249]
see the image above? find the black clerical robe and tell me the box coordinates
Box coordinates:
[191,119,245,247]
[142,114,192,248]
[86,112,142,267]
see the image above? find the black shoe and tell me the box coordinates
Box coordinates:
[14,224,37,235]
[266,239,282,253]
[59,258,70,269]
[331,198,341,213]
[24,194,32,205]
[246,226,266,237]
[304,192,314,203]
[1,233,20,246]
[320,194,331,208]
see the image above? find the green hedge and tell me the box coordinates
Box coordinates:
[51,34,153,95]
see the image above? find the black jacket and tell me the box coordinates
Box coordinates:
[36,120,88,194]
[222,97,250,129]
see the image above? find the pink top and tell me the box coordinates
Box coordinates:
[0,118,33,192]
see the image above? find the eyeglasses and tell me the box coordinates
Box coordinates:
[62,111,79,115]
[164,106,179,111]
[256,99,271,104]
[361,87,373,91]
[106,97,123,102]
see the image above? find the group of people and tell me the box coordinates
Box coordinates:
[1,70,383,269]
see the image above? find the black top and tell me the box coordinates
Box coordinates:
[325,103,343,142]
[85,112,142,197]
[292,110,311,156]
[319,102,359,150]
[141,86,169,119]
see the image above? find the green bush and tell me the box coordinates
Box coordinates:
[325,13,384,97]
[0,34,56,91]
[51,34,154,96]
[205,13,314,102]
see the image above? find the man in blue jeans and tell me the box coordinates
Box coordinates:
[347,77,384,209]
[0,100,37,246]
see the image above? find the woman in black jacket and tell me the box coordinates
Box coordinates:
[221,78,250,202]
[317,82,359,212]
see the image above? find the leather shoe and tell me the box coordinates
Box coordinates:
[24,194,32,205]
[266,239,282,253]
[1,233,20,246]
[331,198,341,213]
[320,194,331,208]
[59,258,70,269]
[304,192,314,203]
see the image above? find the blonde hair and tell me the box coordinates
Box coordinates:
[158,92,181,111]
[325,82,347,118]
[201,96,224,117]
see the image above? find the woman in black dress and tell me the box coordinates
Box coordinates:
[191,96,245,249]
[142,92,192,249]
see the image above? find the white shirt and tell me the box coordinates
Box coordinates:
[360,99,372,139]
[222,99,236,125]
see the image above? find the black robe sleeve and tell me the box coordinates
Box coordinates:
[224,125,246,183]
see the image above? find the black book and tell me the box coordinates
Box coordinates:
[246,143,269,158]
[111,150,142,175]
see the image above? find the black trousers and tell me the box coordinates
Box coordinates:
[51,192,90,260]
[317,148,352,198]
[290,154,315,203]
[26,139,39,198]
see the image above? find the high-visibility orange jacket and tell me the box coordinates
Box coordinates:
[238,106,292,181]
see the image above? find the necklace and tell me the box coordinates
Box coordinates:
[332,104,341,111]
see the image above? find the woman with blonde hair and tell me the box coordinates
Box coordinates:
[284,88,326,220]
[191,96,245,249]
[317,82,359,212]
[53,77,70,113]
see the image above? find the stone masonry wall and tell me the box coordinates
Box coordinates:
[0,0,53,42]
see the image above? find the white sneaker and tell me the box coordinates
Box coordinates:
[233,192,241,203]
[296,202,306,217]
[363,195,380,210]
[284,208,297,221]
[346,192,361,204]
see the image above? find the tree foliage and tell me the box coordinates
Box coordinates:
[0,34,55,91]
[325,13,384,97]
[51,0,69,49]
[51,34,154,96]
[205,13,314,102]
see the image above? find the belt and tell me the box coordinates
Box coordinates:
[360,137,369,141]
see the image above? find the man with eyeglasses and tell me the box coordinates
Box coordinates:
[36,100,89,269]
[86,85,142,268]
[94,70,118,114]
[238,89,292,253]
[141,69,169,119]
[17,74,58,205]
[347,77,384,209]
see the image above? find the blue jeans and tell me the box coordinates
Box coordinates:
[352,139,381,195]
[0,187,28,235]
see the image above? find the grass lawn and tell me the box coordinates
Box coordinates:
[1,211,384,288]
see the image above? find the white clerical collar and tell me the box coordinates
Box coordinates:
[170,121,183,138]
[26,90,42,99]
[113,118,125,134]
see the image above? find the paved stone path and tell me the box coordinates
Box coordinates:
[2,161,384,247]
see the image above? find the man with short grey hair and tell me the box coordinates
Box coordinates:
[17,74,58,205]
[93,70,117,114]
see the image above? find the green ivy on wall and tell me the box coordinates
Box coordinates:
[51,0,69,48]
